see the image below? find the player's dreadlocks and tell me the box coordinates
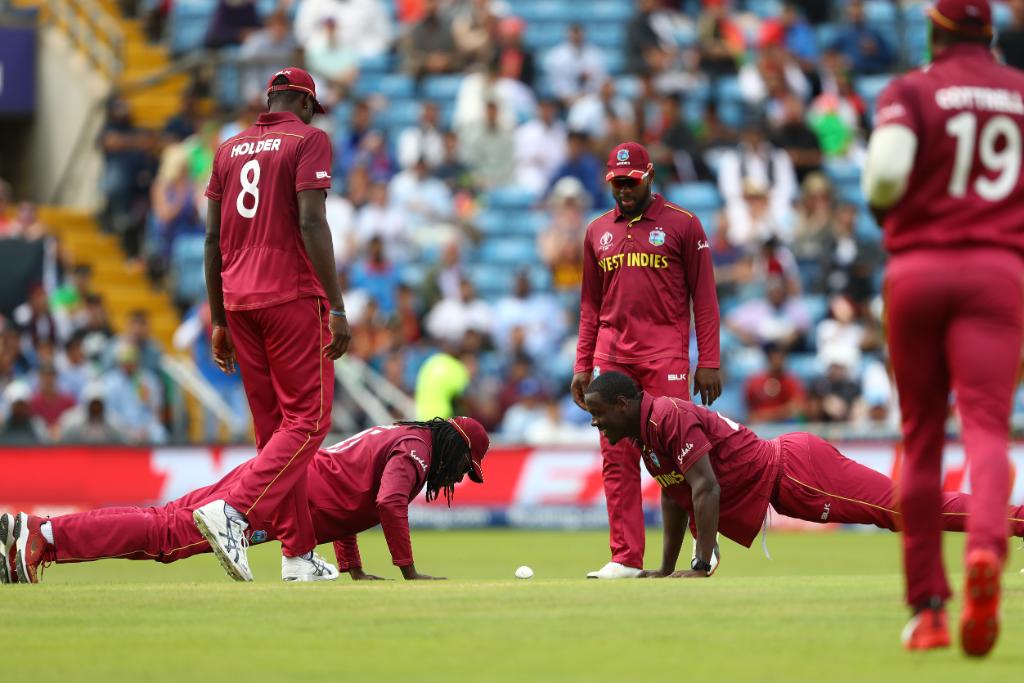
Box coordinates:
[396,418,470,507]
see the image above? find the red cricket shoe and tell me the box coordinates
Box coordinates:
[960,549,1001,657]
[902,605,950,651]
[12,512,53,584]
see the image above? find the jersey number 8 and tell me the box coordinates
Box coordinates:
[236,159,261,218]
[945,113,1021,202]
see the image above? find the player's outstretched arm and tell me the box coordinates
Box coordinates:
[669,455,719,578]
[297,189,350,360]
[639,491,689,578]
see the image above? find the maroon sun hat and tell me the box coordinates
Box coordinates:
[605,141,653,182]
[928,0,993,39]
[447,416,489,483]
[266,67,327,114]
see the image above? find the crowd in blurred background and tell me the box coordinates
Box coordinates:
[4,0,1024,445]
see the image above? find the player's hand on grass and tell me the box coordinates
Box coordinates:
[211,325,236,374]
[400,563,446,580]
[325,314,351,361]
[637,569,668,578]
[349,567,388,581]
[667,569,711,579]
[692,368,722,406]
[570,371,593,410]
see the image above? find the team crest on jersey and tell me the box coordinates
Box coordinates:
[649,228,665,246]
[617,148,630,162]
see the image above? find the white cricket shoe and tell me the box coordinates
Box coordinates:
[586,561,642,579]
[281,552,340,582]
[193,500,253,582]
[0,513,13,584]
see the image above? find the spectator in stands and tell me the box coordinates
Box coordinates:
[815,293,866,375]
[725,275,811,352]
[351,236,402,317]
[100,98,158,261]
[325,189,358,266]
[56,331,95,400]
[13,284,61,352]
[744,342,806,424]
[397,101,445,171]
[791,172,835,263]
[58,382,123,444]
[204,0,262,49]
[567,79,635,144]
[548,130,604,209]
[770,95,822,186]
[499,377,548,441]
[150,143,203,271]
[752,236,803,298]
[162,90,201,143]
[50,264,93,335]
[393,283,424,345]
[538,177,590,293]
[806,344,862,423]
[217,101,262,145]
[647,94,708,183]
[402,0,459,80]
[696,0,744,79]
[106,309,163,379]
[808,76,866,161]
[997,0,1024,70]
[454,56,536,133]
[78,294,114,350]
[425,277,492,345]
[435,130,474,191]
[818,203,883,303]
[494,16,536,88]
[348,296,394,361]
[453,0,498,69]
[305,17,360,102]
[459,100,516,190]
[27,362,76,441]
[626,0,668,75]
[421,239,464,308]
[738,34,810,107]
[853,354,895,427]
[492,270,566,361]
[294,0,393,57]
[717,123,798,230]
[354,182,413,262]
[337,100,387,180]
[724,178,790,250]
[775,2,819,74]
[6,202,48,241]
[0,381,45,444]
[101,341,166,444]
[829,0,894,75]
[414,344,474,420]
[389,157,455,240]
[515,98,568,194]
[238,12,301,102]
[545,23,608,109]
[0,179,12,234]
[695,100,740,152]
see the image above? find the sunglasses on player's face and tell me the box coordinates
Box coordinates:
[610,177,641,189]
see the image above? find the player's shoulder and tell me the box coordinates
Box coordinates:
[660,199,697,225]
[585,208,616,232]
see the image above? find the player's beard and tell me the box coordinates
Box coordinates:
[616,185,651,218]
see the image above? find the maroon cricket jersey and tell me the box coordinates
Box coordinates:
[574,194,720,373]
[307,424,433,569]
[638,393,780,547]
[874,44,1024,255]
[205,111,333,310]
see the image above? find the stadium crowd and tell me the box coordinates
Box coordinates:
[4,0,1024,444]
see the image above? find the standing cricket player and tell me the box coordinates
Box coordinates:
[2,417,488,584]
[862,0,1024,655]
[581,372,1024,577]
[196,67,351,582]
[571,141,722,579]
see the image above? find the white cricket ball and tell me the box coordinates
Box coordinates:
[515,565,534,579]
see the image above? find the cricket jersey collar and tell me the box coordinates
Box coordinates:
[638,391,657,448]
[256,111,303,126]
[614,193,666,223]
[934,42,995,64]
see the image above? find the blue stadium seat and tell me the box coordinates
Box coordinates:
[864,0,897,25]
[476,210,507,236]
[787,353,821,383]
[995,1,1013,27]
[746,0,782,18]
[422,75,464,101]
[485,187,541,211]
[665,182,722,210]
[468,263,513,299]
[800,294,829,324]
[169,4,213,54]
[815,23,841,51]
[359,53,394,74]
[524,23,570,51]
[856,74,893,109]
[380,99,421,129]
[589,2,634,22]
[823,159,861,187]
[477,237,538,265]
[170,235,207,303]
[353,73,414,99]
[507,212,548,236]
[585,24,627,50]
[515,2,577,23]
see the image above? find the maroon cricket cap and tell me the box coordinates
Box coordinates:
[929,0,993,39]
[605,141,653,182]
[266,67,327,114]
[447,416,489,483]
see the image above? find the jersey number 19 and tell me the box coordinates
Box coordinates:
[945,113,1021,201]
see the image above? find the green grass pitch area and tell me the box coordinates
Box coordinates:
[3,530,1023,682]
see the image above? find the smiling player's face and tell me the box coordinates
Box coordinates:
[585,393,630,445]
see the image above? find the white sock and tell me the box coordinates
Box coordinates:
[40,521,54,545]
[223,503,249,530]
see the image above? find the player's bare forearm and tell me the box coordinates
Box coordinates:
[297,190,345,311]
[687,455,720,566]
[204,200,227,327]
[659,491,687,575]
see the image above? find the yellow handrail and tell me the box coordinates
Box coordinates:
[39,0,123,80]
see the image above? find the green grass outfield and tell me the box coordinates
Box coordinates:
[3,529,1023,682]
